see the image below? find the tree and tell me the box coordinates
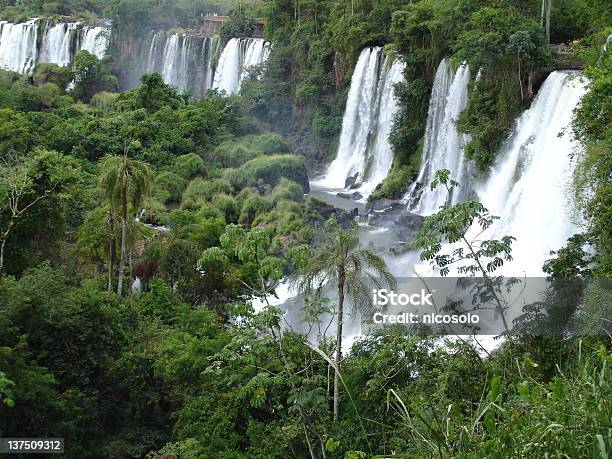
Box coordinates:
[98,147,152,296]
[71,50,117,102]
[290,218,396,420]
[0,154,58,272]
[414,170,516,333]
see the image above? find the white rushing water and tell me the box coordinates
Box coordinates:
[0,19,39,73]
[140,32,215,97]
[403,59,471,214]
[313,47,405,199]
[0,19,110,73]
[473,71,587,276]
[213,37,271,94]
[79,25,109,60]
[40,22,79,66]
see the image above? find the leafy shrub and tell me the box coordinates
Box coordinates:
[222,167,254,191]
[173,153,206,180]
[213,141,261,168]
[241,155,309,192]
[211,194,239,223]
[90,92,119,113]
[271,178,304,205]
[154,171,187,204]
[251,133,290,154]
[182,178,233,209]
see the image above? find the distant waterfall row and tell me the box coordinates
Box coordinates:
[0,19,270,99]
[313,47,405,200]
[0,19,108,73]
[121,34,270,98]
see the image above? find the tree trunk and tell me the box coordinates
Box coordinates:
[334,271,345,421]
[117,204,127,297]
[545,0,552,44]
[0,237,6,272]
[518,53,523,101]
[107,215,115,291]
[0,220,15,273]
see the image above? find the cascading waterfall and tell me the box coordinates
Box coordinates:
[473,71,588,276]
[126,31,215,98]
[79,25,109,60]
[312,47,405,200]
[0,19,39,73]
[39,22,79,67]
[403,59,471,214]
[212,37,271,94]
[0,19,110,73]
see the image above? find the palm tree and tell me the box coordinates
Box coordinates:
[290,219,396,420]
[98,151,151,296]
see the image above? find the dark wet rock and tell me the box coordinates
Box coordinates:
[305,196,359,226]
[351,192,363,200]
[345,172,359,189]
[366,198,404,213]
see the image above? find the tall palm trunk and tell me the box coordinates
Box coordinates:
[334,269,345,421]
[107,213,115,291]
[117,199,127,297]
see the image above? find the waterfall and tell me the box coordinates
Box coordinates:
[0,19,110,73]
[0,19,39,73]
[403,59,471,214]
[312,47,405,200]
[212,37,271,95]
[126,32,214,98]
[40,22,79,67]
[474,71,588,276]
[79,25,109,60]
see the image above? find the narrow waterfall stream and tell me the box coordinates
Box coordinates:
[403,59,472,213]
[312,47,405,200]
[212,37,271,94]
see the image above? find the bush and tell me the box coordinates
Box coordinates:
[222,168,254,191]
[173,153,207,180]
[211,194,239,223]
[90,92,119,113]
[271,178,304,205]
[33,63,73,91]
[181,178,233,209]
[251,133,290,154]
[241,155,309,192]
[213,141,261,168]
[154,171,188,204]
[238,194,273,226]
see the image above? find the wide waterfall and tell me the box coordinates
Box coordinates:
[474,71,587,276]
[0,19,109,73]
[122,34,270,98]
[403,59,471,214]
[212,37,271,94]
[121,31,215,98]
[313,47,405,200]
[0,19,39,73]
